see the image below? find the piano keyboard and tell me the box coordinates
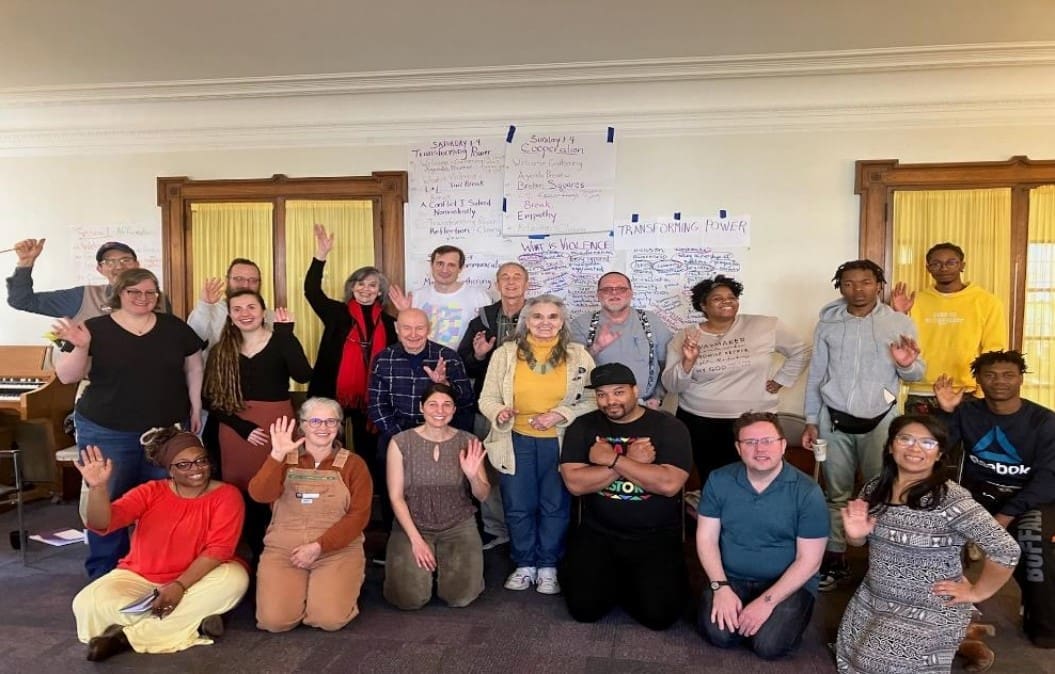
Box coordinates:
[0,378,46,401]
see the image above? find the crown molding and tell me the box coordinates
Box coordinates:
[4,94,1054,156]
[3,42,1055,105]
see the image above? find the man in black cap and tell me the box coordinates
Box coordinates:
[558,362,692,630]
[6,239,139,321]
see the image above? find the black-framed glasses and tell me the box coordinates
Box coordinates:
[124,289,159,300]
[171,457,211,471]
[304,417,340,429]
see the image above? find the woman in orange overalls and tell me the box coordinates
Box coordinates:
[248,397,372,632]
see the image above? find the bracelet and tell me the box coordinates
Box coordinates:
[608,454,621,469]
[172,580,187,592]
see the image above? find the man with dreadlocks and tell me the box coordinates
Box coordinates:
[936,350,1055,648]
[802,259,924,591]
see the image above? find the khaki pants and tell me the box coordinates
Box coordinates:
[384,516,484,610]
[72,562,248,653]
[255,535,365,632]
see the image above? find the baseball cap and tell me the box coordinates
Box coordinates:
[586,363,637,389]
[96,242,137,263]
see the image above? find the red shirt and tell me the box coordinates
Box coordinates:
[94,480,245,583]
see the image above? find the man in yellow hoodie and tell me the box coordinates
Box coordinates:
[891,242,1007,414]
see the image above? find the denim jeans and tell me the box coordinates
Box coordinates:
[499,433,570,568]
[818,405,894,553]
[697,577,815,659]
[75,412,169,580]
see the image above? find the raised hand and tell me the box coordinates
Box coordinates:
[472,331,497,359]
[200,277,224,304]
[388,285,413,312]
[625,437,655,464]
[423,355,447,383]
[269,416,305,460]
[592,322,620,354]
[273,307,294,323]
[841,499,877,542]
[51,317,91,349]
[680,330,701,372]
[14,238,46,268]
[313,224,334,260]
[889,335,920,367]
[890,282,916,314]
[75,445,113,488]
[459,437,486,479]
[933,374,964,412]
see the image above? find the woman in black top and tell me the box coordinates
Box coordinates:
[203,289,312,567]
[305,225,396,492]
[52,268,205,580]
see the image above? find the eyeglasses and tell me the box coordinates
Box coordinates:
[100,257,136,268]
[737,437,784,448]
[598,286,631,295]
[304,417,340,429]
[172,457,211,471]
[893,434,940,451]
[124,289,160,300]
[228,276,261,285]
[926,259,962,270]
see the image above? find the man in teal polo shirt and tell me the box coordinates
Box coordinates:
[696,411,829,659]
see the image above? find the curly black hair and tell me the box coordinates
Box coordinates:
[970,350,1028,377]
[690,274,744,313]
[831,259,885,289]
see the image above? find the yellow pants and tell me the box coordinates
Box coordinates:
[72,562,249,654]
[255,536,365,632]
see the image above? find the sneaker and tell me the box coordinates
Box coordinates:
[481,532,510,551]
[818,560,850,592]
[535,567,560,595]
[504,566,537,590]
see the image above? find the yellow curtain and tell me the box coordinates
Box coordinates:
[1024,185,1055,408]
[284,200,375,390]
[189,203,275,302]
[892,189,1012,304]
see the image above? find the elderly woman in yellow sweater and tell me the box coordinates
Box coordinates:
[479,293,595,595]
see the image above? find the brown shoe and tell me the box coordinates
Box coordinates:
[86,624,130,662]
[199,614,224,638]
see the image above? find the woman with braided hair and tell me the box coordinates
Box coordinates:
[203,289,312,568]
[71,426,248,662]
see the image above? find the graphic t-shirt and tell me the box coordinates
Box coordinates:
[413,284,492,349]
[561,409,691,535]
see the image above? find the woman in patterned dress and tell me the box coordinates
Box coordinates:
[835,414,1020,673]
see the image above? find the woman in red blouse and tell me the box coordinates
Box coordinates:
[71,427,248,662]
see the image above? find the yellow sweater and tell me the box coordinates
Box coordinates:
[513,335,568,437]
[907,283,1007,395]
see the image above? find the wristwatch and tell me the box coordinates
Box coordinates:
[709,580,730,591]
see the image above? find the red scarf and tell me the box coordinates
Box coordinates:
[335,301,388,410]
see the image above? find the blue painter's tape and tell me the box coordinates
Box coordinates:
[506,125,517,142]
[673,212,681,220]
[607,127,615,142]
[631,213,639,223]
[719,209,727,218]
[528,234,548,240]
[502,198,507,212]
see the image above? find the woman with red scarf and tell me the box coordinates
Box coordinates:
[305,224,396,510]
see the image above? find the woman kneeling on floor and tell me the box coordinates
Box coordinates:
[384,383,490,609]
[249,397,372,632]
[71,427,248,662]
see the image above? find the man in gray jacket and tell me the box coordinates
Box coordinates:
[802,259,923,590]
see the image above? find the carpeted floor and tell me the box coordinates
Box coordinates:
[0,500,1049,673]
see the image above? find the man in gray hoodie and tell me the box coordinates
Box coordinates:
[802,259,924,590]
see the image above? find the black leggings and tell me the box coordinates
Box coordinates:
[675,408,739,487]
[1012,506,1055,648]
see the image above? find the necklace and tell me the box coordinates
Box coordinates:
[115,312,155,335]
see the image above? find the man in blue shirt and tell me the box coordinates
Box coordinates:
[696,411,828,659]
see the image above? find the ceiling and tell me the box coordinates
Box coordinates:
[3,0,1055,89]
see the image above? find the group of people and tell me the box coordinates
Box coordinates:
[4,234,1052,672]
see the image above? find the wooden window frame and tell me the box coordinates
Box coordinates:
[157,172,408,316]
[855,155,1055,348]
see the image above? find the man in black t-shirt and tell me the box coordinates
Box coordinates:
[559,362,692,630]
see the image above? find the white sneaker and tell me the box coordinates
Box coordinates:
[535,567,560,595]
[504,566,537,591]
